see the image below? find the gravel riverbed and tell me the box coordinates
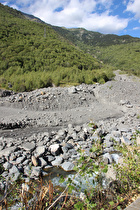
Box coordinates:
[0,70,140,186]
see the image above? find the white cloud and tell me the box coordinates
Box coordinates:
[2,1,19,10]
[126,0,140,19]
[79,13,129,34]
[3,0,129,34]
[10,4,19,9]
[97,0,113,9]
[133,26,140,30]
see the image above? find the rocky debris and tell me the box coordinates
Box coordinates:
[0,119,139,184]
[61,161,75,171]
[0,89,13,97]
[0,71,140,186]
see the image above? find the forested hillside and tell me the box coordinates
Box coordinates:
[0,3,113,92]
[52,26,140,77]
[1,3,140,92]
[92,42,140,77]
[52,26,140,47]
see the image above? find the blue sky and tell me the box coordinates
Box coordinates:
[1,0,140,38]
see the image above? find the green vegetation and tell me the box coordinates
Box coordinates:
[93,42,140,77]
[0,128,140,209]
[0,3,114,92]
[52,27,140,47]
[52,26,140,78]
[0,2,140,92]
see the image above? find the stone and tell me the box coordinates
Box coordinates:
[24,165,31,176]
[16,156,26,164]
[21,142,36,152]
[68,86,77,94]
[103,140,114,148]
[111,154,120,164]
[0,146,16,158]
[31,166,41,177]
[44,165,53,170]
[22,159,30,165]
[31,156,38,167]
[9,165,19,174]
[0,181,5,191]
[38,157,48,167]
[121,136,132,145]
[103,147,115,153]
[119,100,129,105]
[10,171,20,182]
[46,155,55,162]
[51,157,63,166]
[136,135,140,145]
[102,153,113,164]
[35,146,46,157]
[3,162,13,170]
[61,162,74,171]
[49,144,61,156]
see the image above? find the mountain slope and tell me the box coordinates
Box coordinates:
[52,26,140,47]
[52,26,140,77]
[1,3,113,92]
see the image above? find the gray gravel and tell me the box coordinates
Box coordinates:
[0,70,140,184]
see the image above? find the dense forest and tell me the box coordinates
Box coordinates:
[0,3,114,92]
[53,27,140,77]
[0,3,140,92]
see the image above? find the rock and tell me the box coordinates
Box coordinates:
[10,171,20,182]
[22,183,30,193]
[102,153,113,164]
[46,155,55,162]
[38,157,48,167]
[111,154,120,164]
[9,165,19,174]
[121,136,132,145]
[31,156,38,167]
[16,156,26,164]
[3,162,13,170]
[51,157,63,166]
[61,143,74,153]
[21,142,36,152]
[35,146,46,157]
[103,147,115,153]
[136,135,140,145]
[49,144,61,156]
[105,165,116,183]
[119,100,130,105]
[31,166,41,177]
[9,153,17,161]
[0,146,16,158]
[68,86,77,94]
[24,165,31,176]
[61,162,74,171]
[0,181,5,191]
[103,140,114,148]
[9,165,20,182]
[0,89,12,97]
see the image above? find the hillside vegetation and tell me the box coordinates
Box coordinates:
[93,42,140,77]
[1,3,140,92]
[52,27,140,47]
[0,3,114,92]
[52,27,140,77]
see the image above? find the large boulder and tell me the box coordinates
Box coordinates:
[49,144,61,156]
[61,161,74,171]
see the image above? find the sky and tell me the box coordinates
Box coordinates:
[1,0,140,38]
